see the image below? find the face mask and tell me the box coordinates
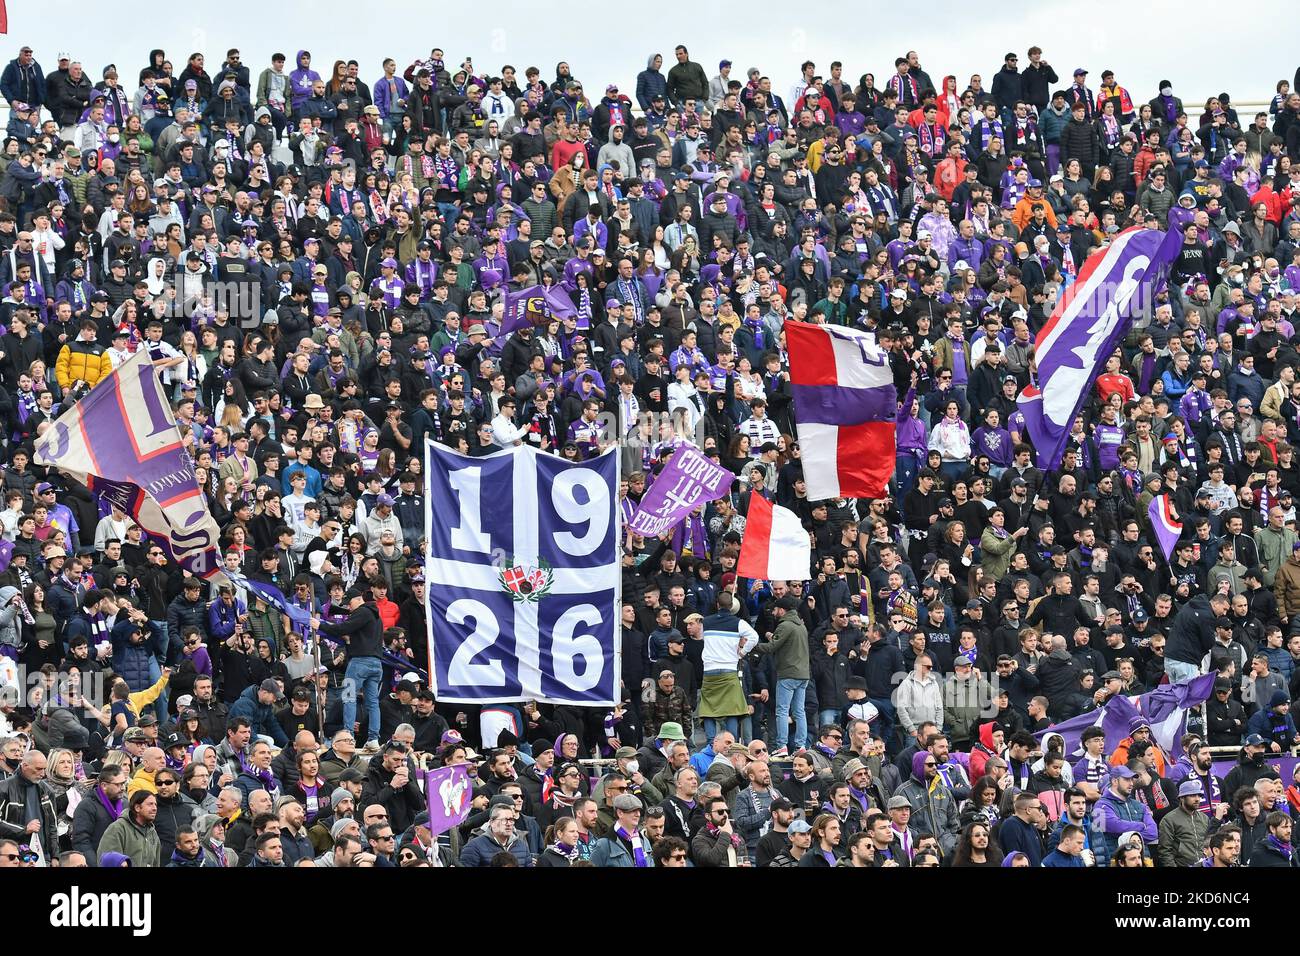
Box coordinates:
[1160,86,1173,97]
[625,760,639,776]
[109,134,120,143]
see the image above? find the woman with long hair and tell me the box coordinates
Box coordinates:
[21,582,58,670]
[45,747,80,851]
[960,775,1003,829]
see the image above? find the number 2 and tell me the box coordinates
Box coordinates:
[446,599,505,687]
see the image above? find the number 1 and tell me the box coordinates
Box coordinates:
[448,466,491,553]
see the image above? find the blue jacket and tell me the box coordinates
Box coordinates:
[1041,848,1085,867]
[635,60,667,111]
[227,684,290,747]
[1246,707,1299,748]
[207,597,248,642]
[458,831,532,867]
[1,59,46,110]
[110,620,166,691]
[997,813,1045,866]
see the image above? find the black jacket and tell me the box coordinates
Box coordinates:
[1060,117,1101,168]
[70,784,119,858]
[359,758,425,834]
[318,602,382,659]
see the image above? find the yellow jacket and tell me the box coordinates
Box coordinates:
[127,673,170,720]
[127,766,158,798]
[55,339,114,390]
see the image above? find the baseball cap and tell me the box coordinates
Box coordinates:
[787,819,813,834]
[259,678,283,698]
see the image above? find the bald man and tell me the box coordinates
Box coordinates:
[127,747,167,797]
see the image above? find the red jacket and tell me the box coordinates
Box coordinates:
[1250,184,1295,225]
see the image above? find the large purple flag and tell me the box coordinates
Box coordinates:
[501,284,579,336]
[1134,672,1218,759]
[32,351,228,585]
[1147,493,1182,561]
[628,444,734,537]
[1018,227,1183,471]
[424,764,473,838]
[1042,673,1218,761]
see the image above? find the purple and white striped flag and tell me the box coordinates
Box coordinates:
[1018,227,1183,471]
[1147,493,1182,561]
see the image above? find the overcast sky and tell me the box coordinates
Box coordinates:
[13,0,1285,111]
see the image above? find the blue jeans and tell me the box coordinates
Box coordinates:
[869,697,898,756]
[774,678,808,752]
[817,709,841,732]
[343,656,384,744]
[940,460,967,484]
[147,658,169,720]
[1164,659,1199,684]
[895,455,919,496]
[702,716,741,741]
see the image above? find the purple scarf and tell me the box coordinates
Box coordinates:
[95,785,124,821]
[615,825,649,866]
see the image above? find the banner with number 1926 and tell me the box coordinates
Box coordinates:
[423,441,621,705]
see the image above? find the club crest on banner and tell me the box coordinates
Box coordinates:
[499,559,555,603]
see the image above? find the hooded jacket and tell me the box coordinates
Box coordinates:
[227,683,290,747]
[894,752,959,856]
[289,52,321,111]
[635,56,667,111]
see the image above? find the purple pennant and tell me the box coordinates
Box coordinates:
[628,444,735,537]
[0,540,12,576]
[501,284,578,336]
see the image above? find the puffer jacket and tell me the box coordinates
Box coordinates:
[110,620,165,691]
[55,339,114,391]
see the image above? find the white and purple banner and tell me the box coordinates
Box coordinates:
[1037,673,1216,760]
[1018,227,1183,471]
[1148,493,1183,561]
[424,440,620,705]
[33,350,227,584]
[628,444,733,537]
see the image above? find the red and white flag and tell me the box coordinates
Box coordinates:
[737,494,811,581]
[785,321,897,500]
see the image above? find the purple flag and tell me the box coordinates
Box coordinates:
[424,764,473,838]
[1147,493,1182,561]
[0,540,11,575]
[1134,672,1217,759]
[1018,227,1183,471]
[628,444,734,537]
[501,284,578,336]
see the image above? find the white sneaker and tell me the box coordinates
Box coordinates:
[360,740,381,754]
[770,747,789,758]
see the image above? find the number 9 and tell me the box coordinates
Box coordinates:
[551,470,609,557]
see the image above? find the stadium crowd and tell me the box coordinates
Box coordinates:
[0,38,1299,869]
